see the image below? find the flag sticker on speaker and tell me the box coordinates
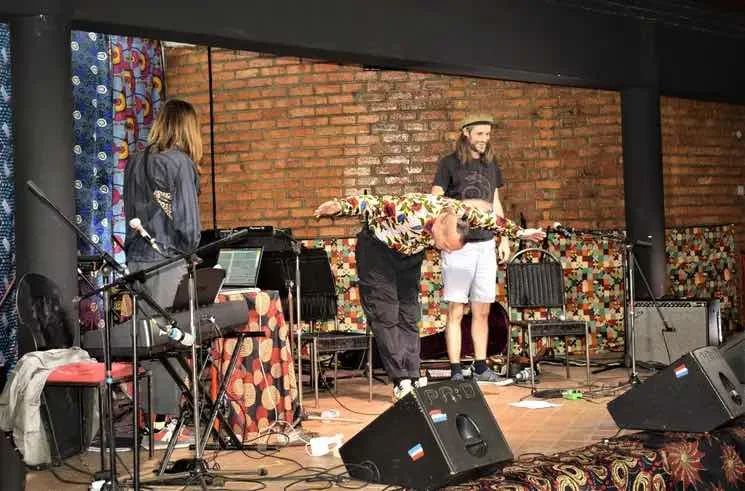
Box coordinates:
[674,364,689,379]
[408,443,424,461]
[429,409,447,423]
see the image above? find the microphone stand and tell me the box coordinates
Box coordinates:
[27,180,249,489]
[274,230,306,423]
[26,180,165,491]
[577,229,671,383]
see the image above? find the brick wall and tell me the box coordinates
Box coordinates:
[661,97,745,250]
[164,47,745,252]
[164,47,625,238]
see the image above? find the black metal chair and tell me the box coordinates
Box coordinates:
[15,273,152,467]
[297,248,373,407]
[505,249,591,391]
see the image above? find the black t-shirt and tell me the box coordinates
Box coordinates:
[432,152,504,241]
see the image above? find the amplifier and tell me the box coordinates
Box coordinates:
[631,299,721,366]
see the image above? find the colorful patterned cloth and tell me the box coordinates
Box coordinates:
[209,290,297,439]
[72,34,164,331]
[333,193,522,256]
[667,224,739,330]
[453,417,745,490]
[110,36,164,265]
[71,31,115,256]
[303,224,737,356]
[0,24,14,369]
[71,31,114,333]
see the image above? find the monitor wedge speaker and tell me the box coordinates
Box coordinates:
[340,380,513,490]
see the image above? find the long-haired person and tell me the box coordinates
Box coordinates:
[431,113,509,382]
[124,98,202,448]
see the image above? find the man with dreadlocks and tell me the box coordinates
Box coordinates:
[431,113,511,383]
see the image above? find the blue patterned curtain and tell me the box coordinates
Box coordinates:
[71,31,115,257]
[72,33,163,330]
[0,25,15,368]
[72,31,115,331]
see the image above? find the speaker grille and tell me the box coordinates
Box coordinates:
[632,299,720,366]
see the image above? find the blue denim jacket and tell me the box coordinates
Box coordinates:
[124,147,201,262]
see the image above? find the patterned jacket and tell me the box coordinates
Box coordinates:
[332,193,522,255]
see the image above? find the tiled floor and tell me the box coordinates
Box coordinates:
[24,363,636,490]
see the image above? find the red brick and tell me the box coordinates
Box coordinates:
[166,48,745,252]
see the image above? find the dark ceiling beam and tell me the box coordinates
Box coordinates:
[0,0,743,102]
[64,0,639,90]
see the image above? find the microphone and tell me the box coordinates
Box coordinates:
[166,324,194,346]
[551,222,573,238]
[129,218,162,253]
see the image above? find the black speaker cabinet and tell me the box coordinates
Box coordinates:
[632,300,721,366]
[1,433,25,491]
[608,346,745,432]
[340,380,513,490]
[719,332,745,384]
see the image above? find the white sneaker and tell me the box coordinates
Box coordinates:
[393,379,414,401]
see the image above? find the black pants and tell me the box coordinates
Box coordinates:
[356,229,424,381]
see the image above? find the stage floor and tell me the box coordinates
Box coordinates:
[26,363,635,490]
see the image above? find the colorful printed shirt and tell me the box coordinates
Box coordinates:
[332,193,522,255]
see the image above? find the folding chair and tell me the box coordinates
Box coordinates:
[505,249,591,391]
[16,273,152,468]
[297,248,373,407]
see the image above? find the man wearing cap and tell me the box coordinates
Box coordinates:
[431,113,509,382]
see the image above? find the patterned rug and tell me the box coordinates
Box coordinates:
[452,417,745,490]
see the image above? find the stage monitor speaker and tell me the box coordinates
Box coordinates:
[608,346,745,432]
[632,299,721,366]
[719,331,745,384]
[1,433,25,491]
[340,380,513,490]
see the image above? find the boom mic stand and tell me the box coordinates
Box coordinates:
[580,229,672,383]
[26,180,177,491]
[623,238,676,380]
[121,231,252,488]
[271,230,307,424]
[28,180,251,490]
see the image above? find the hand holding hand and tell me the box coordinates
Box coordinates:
[314,201,342,218]
[518,227,546,242]
[497,236,511,263]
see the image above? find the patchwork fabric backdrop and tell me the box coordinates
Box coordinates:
[303,224,739,355]
[0,24,14,370]
[73,33,163,331]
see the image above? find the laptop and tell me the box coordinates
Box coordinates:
[216,247,264,294]
[170,267,226,311]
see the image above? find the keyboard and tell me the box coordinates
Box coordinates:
[82,299,253,359]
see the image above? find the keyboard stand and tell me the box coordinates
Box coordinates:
[155,331,266,476]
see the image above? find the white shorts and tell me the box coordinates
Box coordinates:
[441,240,497,304]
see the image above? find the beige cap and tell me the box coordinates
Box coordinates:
[460,113,495,129]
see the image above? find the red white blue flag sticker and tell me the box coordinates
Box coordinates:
[408,443,424,461]
[429,409,447,423]
[674,364,689,378]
